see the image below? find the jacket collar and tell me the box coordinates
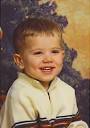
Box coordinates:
[18,72,60,92]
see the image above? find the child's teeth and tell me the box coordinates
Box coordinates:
[43,68,51,70]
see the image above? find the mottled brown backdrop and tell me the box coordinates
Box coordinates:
[56,0,90,79]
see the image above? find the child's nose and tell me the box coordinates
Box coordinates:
[42,53,53,63]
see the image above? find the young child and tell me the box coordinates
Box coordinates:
[0,17,88,128]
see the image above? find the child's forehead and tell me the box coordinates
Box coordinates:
[24,34,60,45]
[25,33,60,41]
[23,34,61,50]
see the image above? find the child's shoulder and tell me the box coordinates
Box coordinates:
[56,77,75,93]
[7,74,32,99]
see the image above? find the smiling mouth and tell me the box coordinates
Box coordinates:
[40,67,55,73]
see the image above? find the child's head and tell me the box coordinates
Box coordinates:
[13,17,65,88]
[13,17,64,53]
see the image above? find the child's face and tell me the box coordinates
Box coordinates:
[14,35,64,87]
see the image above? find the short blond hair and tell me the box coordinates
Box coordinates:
[13,17,63,53]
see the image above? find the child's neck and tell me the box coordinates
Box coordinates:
[23,71,51,91]
[40,81,51,91]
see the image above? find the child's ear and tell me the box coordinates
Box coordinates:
[13,53,24,70]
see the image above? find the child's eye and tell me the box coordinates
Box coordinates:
[51,49,60,54]
[33,51,43,55]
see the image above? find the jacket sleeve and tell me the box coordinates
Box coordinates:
[0,89,39,128]
[67,90,88,128]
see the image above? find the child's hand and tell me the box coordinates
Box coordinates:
[68,124,85,128]
[75,126,84,128]
[67,121,88,128]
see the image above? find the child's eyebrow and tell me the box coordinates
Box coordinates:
[29,47,62,52]
[28,49,43,53]
[51,47,62,50]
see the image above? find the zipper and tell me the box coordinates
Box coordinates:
[47,91,51,101]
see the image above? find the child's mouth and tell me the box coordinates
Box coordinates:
[40,67,55,73]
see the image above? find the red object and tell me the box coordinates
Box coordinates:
[0,95,6,109]
[0,27,3,40]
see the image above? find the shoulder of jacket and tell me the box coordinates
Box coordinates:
[56,77,75,93]
[7,77,32,99]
